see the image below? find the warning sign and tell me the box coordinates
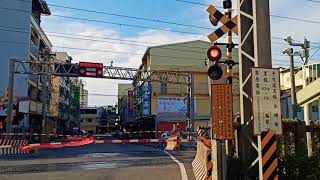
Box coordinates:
[211,84,233,140]
[252,67,282,135]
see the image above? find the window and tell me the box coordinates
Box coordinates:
[312,102,318,112]
[312,105,318,112]
[160,82,167,94]
[87,119,92,123]
[297,106,302,112]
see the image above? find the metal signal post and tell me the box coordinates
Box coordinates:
[206,1,238,179]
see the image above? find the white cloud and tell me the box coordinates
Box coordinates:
[41,1,320,106]
[42,17,203,106]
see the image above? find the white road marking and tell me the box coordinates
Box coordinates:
[164,151,189,180]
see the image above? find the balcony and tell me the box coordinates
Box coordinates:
[31,15,52,49]
[30,40,39,58]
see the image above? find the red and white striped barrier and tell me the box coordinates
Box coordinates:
[94,139,195,144]
[113,131,191,134]
[0,139,28,155]
[1,138,196,154]
[1,133,84,137]
[21,137,95,152]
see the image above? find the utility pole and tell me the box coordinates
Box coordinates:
[282,48,298,119]
[6,60,15,134]
[238,0,273,179]
[41,49,53,142]
[284,36,312,157]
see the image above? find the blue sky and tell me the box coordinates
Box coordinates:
[40,0,320,106]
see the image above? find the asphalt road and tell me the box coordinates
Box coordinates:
[0,135,196,180]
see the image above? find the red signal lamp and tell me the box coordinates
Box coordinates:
[0,104,7,110]
[97,69,103,76]
[207,45,222,62]
[80,69,86,74]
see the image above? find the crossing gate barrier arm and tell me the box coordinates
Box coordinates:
[0,138,196,154]
[192,138,213,180]
[165,134,180,151]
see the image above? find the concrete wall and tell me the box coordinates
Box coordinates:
[280,69,304,90]
[0,0,32,98]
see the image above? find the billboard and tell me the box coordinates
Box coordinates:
[157,97,196,116]
[252,67,282,135]
[142,82,151,116]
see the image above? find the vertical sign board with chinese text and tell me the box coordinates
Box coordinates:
[142,82,151,116]
[211,84,233,139]
[252,67,282,135]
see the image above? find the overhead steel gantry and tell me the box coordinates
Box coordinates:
[6,59,194,135]
[12,60,192,85]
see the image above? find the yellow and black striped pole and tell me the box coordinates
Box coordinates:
[224,0,233,84]
[260,131,278,180]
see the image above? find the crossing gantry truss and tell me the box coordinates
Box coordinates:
[7,59,194,135]
[12,60,191,85]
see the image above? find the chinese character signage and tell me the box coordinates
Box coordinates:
[157,97,197,116]
[142,82,151,116]
[252,67,282,135]
[211,84,233,140]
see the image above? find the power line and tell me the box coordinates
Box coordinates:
[0,38,298,64]
[306,0,320,4]
[51,14,205,36]
[48,4,214,30]
[0,23,291,52]
[0,27,293,62]
[309,47,320,60]
[176,0,224,8]
[176,0,320,25]
[1,7,317,47]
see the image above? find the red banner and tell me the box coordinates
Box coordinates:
[128,90,134,114]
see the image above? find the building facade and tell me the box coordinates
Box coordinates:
[80,80,88,108]
[280,63,320,120]
[136,40,240,133]
[50,52,81,134]
[80,107,101,133]
[0,0,52,133]
[117,84,133,124]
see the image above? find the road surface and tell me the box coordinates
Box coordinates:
[0,135,196,180]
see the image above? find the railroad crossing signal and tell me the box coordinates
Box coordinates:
[207,45,224,80]
[79,62,104,78]
[207,5,238,42]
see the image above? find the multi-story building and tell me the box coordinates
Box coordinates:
[0,0,52,133]
[135,40,240,133]
[117,84,133,124]
[280,63,320,120]
[80,107,106,133]
[80,80,88,108]
[50,52,81,134]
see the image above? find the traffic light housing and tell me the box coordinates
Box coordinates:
[79,62,104,78]
[208,64,223,80]
[207,45,222,62]
[96,67,103,78]
[207,45,223,80]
